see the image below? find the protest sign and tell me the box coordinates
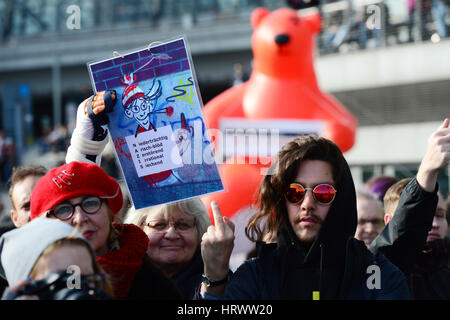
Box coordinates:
[88,37,223,209]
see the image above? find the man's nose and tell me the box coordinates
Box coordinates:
[365,222,376,234]
[300,190,316,210]
[431,217,439,229]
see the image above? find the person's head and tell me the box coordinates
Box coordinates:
[384,179,448,242]
[29,161,123,256]
[124,96,153,129]
[246,135,346,247]
[363,175,398,202]
[8,165,47,227]
[427,192,447,242]
[122,77,162,130]
[124,198,211,277]
[383,178,412,224]
[355,191,384,248]
[0,218,108,293]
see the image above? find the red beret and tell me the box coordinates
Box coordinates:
[30,161,123,219]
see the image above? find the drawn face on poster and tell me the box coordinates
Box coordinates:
[122,73,162,132]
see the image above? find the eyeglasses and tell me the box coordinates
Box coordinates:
[285,183,337,205]
[357,218,384,228]
[145,220,196,234]
[47,197,104,221]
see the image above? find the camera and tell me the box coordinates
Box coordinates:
[12,271,112,300]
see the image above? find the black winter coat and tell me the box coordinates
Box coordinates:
[202,158,410,300]
[126,254,183,300]
[370,178,450,299]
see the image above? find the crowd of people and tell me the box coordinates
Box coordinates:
[37,124,70,155]
[0,90,448,300]
[320,0,450,54]
[0,124,70,190]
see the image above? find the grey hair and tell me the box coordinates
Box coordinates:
[124,197,211,244]
[356,190,384,211]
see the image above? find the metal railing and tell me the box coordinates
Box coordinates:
[0,0,285,39]
[0,0,448,52]
[317,0,450,55]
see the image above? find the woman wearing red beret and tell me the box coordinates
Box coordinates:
[30,161,182,300]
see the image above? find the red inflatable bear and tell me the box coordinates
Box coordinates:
[201,7,357,221]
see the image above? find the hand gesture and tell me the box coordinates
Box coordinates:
[417,119,450,191]
[201,201,235,283]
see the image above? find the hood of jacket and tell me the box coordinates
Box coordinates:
[274,157,358,299]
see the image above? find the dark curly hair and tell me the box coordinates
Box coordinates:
[245,135,345,242]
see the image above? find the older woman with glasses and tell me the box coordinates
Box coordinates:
[29,161,182,300]
[124,197,212,299]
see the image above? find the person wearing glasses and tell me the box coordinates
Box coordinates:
[64,91,213,299]
[0,217,112,300]
[200,134,409,299]
[355,191,385,249]
[124,198,212,299]
[28,161,182,300]
[200,119,450,299]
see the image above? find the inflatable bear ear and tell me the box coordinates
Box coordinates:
[251,7,270,29]
[303,12,322,34]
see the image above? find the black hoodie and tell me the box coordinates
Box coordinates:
[202,159,410,300]
[272,158,363,299]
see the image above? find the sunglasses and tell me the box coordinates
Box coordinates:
[47,196,104,221]
[285,183,337,205]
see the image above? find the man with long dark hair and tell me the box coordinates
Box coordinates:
[200,119,449,299]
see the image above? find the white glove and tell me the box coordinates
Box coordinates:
[66,95,109,165]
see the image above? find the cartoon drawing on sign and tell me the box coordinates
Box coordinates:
[122,73,163,134]
[88,38,223,209]
[120,73,182,187]
[174,113,192,161]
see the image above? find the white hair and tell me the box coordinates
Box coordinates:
[124,197,211,243]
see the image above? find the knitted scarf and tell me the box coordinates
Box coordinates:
[97,223,149,299]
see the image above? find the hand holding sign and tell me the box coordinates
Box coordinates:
[75,91,116,141]
[201,201,235,291]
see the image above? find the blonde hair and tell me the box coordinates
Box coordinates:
[357,190,384,211]
[383,178,412,217]
[124,197,211,244]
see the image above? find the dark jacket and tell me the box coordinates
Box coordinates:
[369,178,450,299]
[370,178,438,275]
[127,254,183,300]
[213,238,409,300]
[0,215,15,297]
[171,249,204,299]
[202,159,410,300]
[407,238,450,299]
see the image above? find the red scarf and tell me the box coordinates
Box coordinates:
[97,223,149,299]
